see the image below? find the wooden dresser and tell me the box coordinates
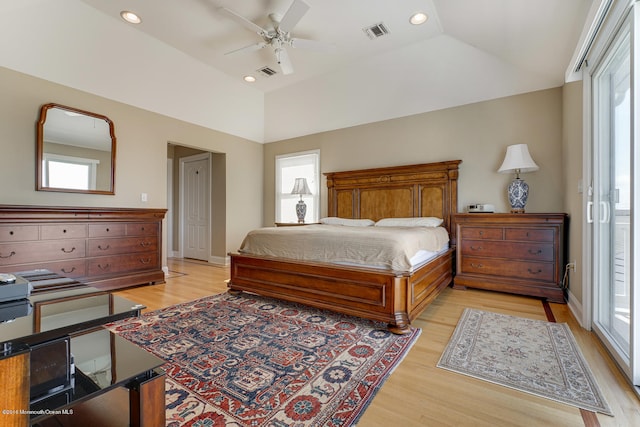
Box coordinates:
[452,213,568,303]
[0,205,166,291]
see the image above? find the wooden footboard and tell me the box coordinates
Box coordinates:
[228,248,454,334]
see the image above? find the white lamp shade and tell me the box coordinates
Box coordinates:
[498,144,539,174]
[291,177,312,195]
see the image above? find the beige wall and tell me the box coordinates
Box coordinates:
[0,67,264,264]
[264,87,565,224]
[562,81,584,306]
[0,64,586,309]
[264,86,587,307]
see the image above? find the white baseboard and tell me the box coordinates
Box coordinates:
[566,288,587,329]
[166,254,229,266]
[209,255,230,266]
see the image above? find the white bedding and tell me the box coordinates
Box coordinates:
[238,224,450,272]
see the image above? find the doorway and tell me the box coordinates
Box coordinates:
[167,144,227,265]
[589,9,638,387]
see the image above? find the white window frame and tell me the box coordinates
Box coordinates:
[275,150,320,223]
[42,153,99,190]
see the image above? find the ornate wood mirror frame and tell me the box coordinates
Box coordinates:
[36,103,116,194]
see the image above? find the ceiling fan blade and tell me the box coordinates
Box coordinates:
[291,38,336,53]
[274,47,294,75]
[224,42,268,56]
[218,7,268,36]
[277,0,310,33]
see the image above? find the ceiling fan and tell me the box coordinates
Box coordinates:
[218,0,334,75]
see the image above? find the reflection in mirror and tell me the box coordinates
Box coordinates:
[37,103,116,194]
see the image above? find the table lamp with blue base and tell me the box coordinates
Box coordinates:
[498,144,539,213]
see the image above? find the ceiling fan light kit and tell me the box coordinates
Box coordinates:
[218,0,334,76]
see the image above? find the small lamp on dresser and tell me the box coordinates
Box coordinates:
[498,144,539,213]
[291,177,312,223]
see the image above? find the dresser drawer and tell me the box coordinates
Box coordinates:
[40,224,88,240]
[505,228,555,242]
[89,223,126,238]
[0,260,87,278]
[0,240,86,265]
[460,240,554,262]
[0,225,39,242]
[88,252,159,276]
[87,236,158,257]
[126,223,159,236]
[460,227,503,240]
[461,256,554,282]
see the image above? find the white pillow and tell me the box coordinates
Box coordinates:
[320,217,375,227]
[375,217,443,228]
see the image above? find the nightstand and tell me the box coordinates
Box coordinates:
[274,222,319,226]
[452,213,568,303]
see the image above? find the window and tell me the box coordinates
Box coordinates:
[42,153,99,190]
[275,150,320,223]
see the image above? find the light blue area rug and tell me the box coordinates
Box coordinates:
[438,308,612,415]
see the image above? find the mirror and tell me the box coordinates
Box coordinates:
[37,103,116,194]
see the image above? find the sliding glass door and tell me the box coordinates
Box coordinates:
[591,11,637,384]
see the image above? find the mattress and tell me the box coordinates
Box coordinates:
[238,224,450,272]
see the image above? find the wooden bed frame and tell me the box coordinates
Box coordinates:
[228,160,461,334]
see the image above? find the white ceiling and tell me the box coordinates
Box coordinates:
[1,0,595,143]
[79,0,592,93]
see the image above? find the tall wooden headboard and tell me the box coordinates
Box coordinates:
[324,160,461,238]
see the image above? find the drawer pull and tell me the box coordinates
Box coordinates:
[98,244,111,251]
[9,231,13,236]
[61,267,76,274]
[470,263,484,268]
[527,268,543,275]
[470,245,483,251]
[528,249,542,255]
[140,241,151,247]
[98,263,111,271]
[61,247,76,254]
[140,257,152,264]
[0,251,16,259]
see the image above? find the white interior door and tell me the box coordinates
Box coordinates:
[181,153,210,261]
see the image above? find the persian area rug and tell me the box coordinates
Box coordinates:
[437,308,612,415]
[106,292,420,426]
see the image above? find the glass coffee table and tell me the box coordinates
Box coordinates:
[0,270,165,427]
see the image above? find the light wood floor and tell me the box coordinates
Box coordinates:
[115,258,640,427]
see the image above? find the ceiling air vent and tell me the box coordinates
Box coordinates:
[258,66,277,77]
[363,22,390,39]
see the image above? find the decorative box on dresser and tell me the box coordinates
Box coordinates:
[0,205,167,291]
[452,213,568,303]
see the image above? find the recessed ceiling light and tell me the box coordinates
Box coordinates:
[120,11,142,24]
[243,75,256,83]
[410,12,428,25]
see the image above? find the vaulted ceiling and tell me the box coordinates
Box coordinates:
[1,0,594,143]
